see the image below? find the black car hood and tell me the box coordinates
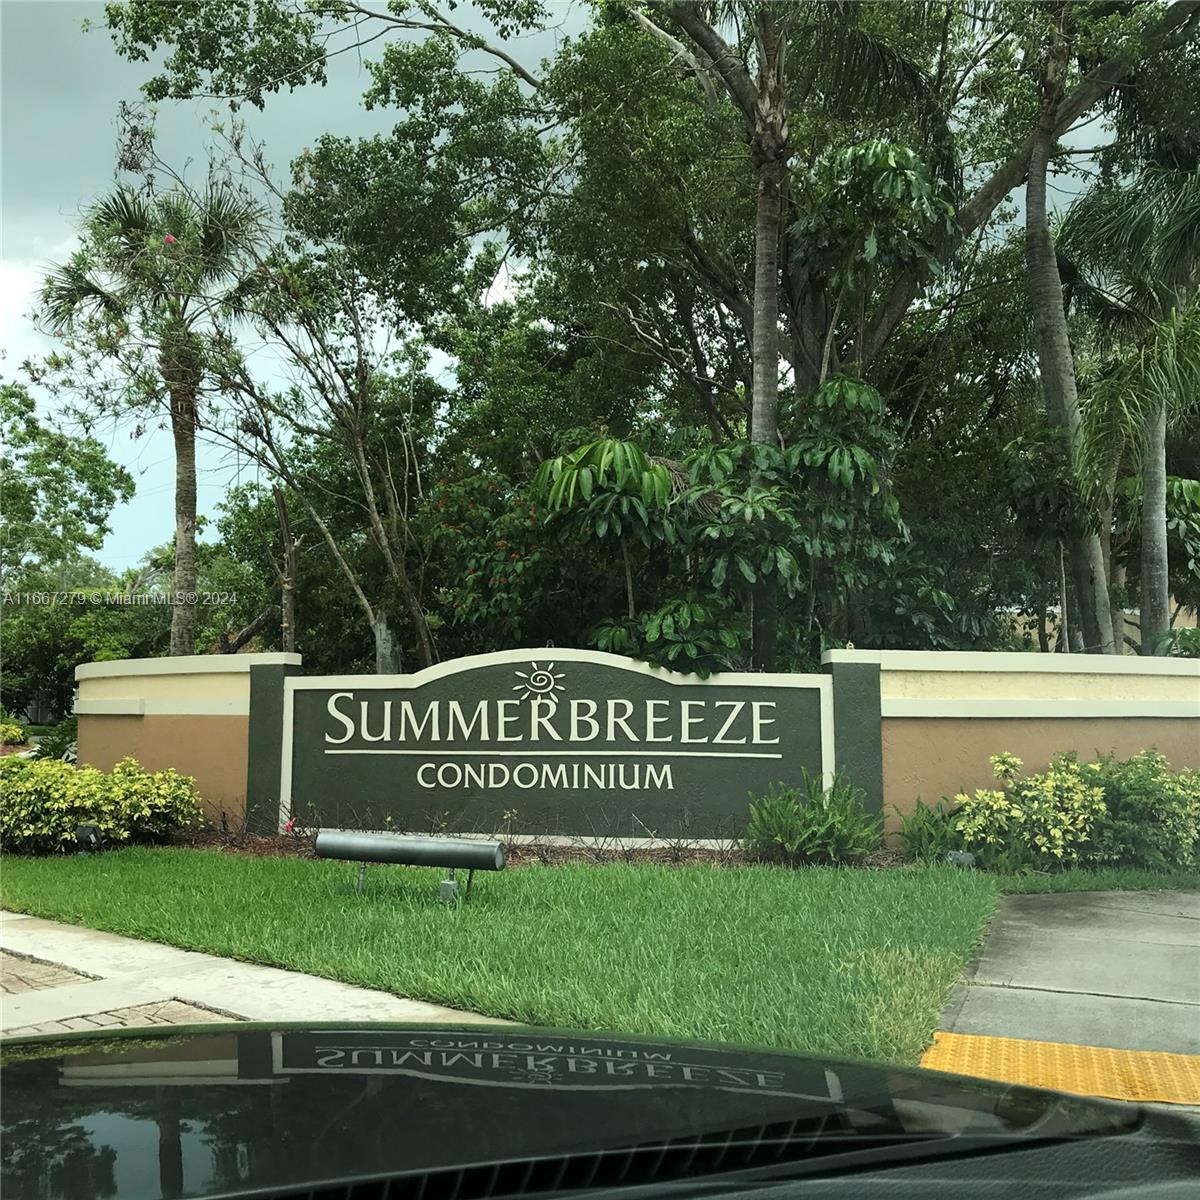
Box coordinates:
[0,1022,1142,1200]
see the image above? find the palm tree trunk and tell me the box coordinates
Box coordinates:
[1109,560,1127,655]
[749,13,786,672]
[1098,458,1126,652]
[1057,541,1070,652]
[272,486,297,654]
[751,163,782,451]
[1025,84,1115,654]
[1140,399,1170,653]
[164,366,198,657]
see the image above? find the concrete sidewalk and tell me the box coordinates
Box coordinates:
[1,911,499,1039]
[939,890,1199,1054]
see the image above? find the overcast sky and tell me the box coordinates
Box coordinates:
[0,0,581,571]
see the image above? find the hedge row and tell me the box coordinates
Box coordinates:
[898,750,1199,872]
[0,757,202,854]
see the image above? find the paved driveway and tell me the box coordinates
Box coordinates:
[939,890,1199,1054]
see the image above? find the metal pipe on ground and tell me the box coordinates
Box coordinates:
[314,831,506,871]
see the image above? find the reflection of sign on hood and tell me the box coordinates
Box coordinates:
[269,1032,833,1101]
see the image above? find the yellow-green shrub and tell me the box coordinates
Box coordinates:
[953,753,1107,872]
[0,722,28,746]
[106,757,202,838]
[0,756,202,854]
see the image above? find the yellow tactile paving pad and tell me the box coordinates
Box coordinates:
[921,1031,1200,1105]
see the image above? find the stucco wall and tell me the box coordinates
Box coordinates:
[74,654,301,824]
[824,650,1200,833]
[75,649,1199,835]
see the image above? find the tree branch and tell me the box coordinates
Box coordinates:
[656,1,757,124]
[860,0,1200,367]
[629,8,720,106]
[340,1,542,89]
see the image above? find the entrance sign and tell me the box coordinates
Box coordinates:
[279,649,833,836]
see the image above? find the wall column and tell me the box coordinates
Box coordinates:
[246,661,303,833]
[825,660,884,812]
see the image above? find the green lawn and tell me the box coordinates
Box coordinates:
[996,866,1200,893]
[1,849,999,1065]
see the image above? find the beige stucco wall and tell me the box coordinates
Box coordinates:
[77,714,250,824]
[825,650,1200,834]
[74,654,300,823]
[77,671,251,707]
[881,716,1199,832]
[881,669,1198,703]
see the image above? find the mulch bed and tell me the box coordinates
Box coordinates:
[176,829,317,859]
[172,828,909,871]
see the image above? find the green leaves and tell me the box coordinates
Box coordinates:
[0,383,135,586]
[39,182,265,365]
[0,755,201,855]
[744,772,882,866]
[589,598,746,676]
[1078,299,1200,498]
[533,437,672,516]
[789,139,955,300]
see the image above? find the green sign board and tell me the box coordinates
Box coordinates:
[278,650,833,836]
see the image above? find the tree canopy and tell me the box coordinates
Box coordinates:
[13,0,1200,678]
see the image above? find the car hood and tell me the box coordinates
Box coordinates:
[0,1022,1141,1200]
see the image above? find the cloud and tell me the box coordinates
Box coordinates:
[0,252,62,376]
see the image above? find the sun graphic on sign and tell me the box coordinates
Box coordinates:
[513,662,565,704]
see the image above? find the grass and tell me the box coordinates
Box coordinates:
[0,848,999,1065]
[994,866,1200,893]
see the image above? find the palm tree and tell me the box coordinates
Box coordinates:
[1063,167,1200,653]
[1023,10,1117,654]
[41,184,263,655]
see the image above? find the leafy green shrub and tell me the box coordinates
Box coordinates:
[745,770,882,865]
[0,756,202,854]
[32,716,77,761]
[1083,751,1200,869]
[0,722,28,746]
[953,753,1106,872]
[105,758,202,838]
[896,799,963,862]
[1154,627,1200,658]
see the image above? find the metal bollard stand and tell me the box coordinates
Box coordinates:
[315,831,504,903]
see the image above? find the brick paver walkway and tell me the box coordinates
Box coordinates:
[4,997,232,1038]
[2,911,499,1037]
[0,949,91,993]
[1,947,232,1037]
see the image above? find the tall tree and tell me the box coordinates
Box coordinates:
[0,381,134,588]
[209,243,442,673]
[39,184,263,655]
[1024,3,1115,652]
[638,1,942,666]
[1066,167,1200,652]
